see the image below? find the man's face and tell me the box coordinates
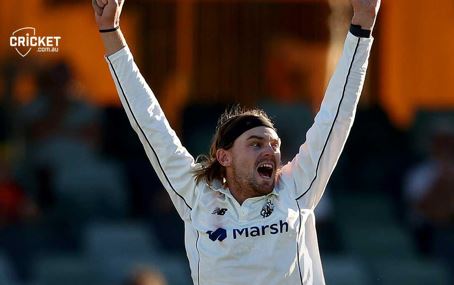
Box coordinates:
[226,126,281,198]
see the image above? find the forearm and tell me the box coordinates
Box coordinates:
[351,12,376,31]
[351,0,380,31]
[100,29,127,56]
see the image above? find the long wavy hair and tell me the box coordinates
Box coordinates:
[193,106,275,185]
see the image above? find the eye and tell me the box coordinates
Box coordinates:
[271,140,280,151]
[250,141,261,148]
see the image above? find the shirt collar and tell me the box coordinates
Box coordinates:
[207,179,279,199]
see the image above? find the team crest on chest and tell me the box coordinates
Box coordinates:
[261,199,274,218]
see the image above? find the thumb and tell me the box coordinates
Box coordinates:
[102,0,124,21]
[92,0,104,16]
[95,0,125,29]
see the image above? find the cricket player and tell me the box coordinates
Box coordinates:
[92,0,380,284]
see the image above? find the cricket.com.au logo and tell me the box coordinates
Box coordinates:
[10,27,61,57]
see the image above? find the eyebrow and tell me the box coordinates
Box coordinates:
[247,135,265,141]
[246,135,280,142]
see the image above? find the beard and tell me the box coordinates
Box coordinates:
[230,163,275,197]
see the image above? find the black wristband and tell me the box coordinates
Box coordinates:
[99,26,119,33]
[349,24,371,38]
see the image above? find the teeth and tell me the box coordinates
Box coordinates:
[259,163,273,169]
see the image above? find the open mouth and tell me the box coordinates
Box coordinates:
[256,162,274,179]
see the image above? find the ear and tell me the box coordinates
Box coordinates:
[216,149,232,167]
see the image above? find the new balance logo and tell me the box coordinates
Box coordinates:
[212,207,228,215]
[206,228,227,241]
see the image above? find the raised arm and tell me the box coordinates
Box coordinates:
[92,0,198,220]
[280,0,380,208]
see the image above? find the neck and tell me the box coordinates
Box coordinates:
[224,174,258,205]
[226,184,247,205]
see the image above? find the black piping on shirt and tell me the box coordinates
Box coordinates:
[107,57,192,210]
[296,200,304,284]
[296,37,361,201]
[196,230,200,285]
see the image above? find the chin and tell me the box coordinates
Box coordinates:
[260,185,274,195]
[257,177,275,193]
[248,172,277,196]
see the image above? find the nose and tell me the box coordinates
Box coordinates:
[262,143,275,156]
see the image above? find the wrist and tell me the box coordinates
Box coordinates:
[349,24,371,38]
[99,26,120,33]
[100,28,126,56]
[351,12,376,30]
[97,19,120,31]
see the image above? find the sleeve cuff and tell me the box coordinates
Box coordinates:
[349,24,372,38]
[104,45,130,62]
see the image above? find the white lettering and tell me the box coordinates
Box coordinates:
[54,36,61,46]
[39,37,47,46]
[11,36,62,47]
[10,37,17,46]
[18,37,25,46]
[29,37,37,46]
[10,28,62,56]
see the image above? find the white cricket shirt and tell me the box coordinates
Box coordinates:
[105,32,373,284]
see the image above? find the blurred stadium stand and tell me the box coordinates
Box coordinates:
[322,255,372,285]
[370,258,450,285]
[32,254,103,285]
[101,254,191,285]
[84,222,161,262]
[0,252,17,285]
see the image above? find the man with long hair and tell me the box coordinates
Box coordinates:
[92,0,380,283]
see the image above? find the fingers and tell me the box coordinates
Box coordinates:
[92,0,125,29]
[95,0,107,9]
[92,2,103,16]
[92,0,107,16]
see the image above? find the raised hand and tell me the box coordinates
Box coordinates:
[351,0,381,30]
[92,0,125,30]
[92,0,127,55]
